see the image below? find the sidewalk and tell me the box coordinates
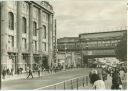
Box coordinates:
[1,68,79,82]
[79,74,127,90]
[1,71,51,81]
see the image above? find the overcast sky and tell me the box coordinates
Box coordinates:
[47,0,127,38]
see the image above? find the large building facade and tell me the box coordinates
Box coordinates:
[0,1,55,73]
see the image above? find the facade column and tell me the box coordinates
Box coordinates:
[38,9,42,65]
[29,3,33,69]
[48,14,53,67]
[53,19,57,65]
[1,2,8,70]
[17,2,22,69]
[72,52,76,67]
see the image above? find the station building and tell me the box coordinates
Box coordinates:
[79,30,127,67]
[0,1,56,73]
[57,30,127,67]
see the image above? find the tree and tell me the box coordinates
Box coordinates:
[115,32,127,61]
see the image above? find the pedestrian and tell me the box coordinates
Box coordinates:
[26,67,33,79]
[2,67,6,79]
[111,68,122,89]
[11,68,14,76]
[89,70,93,84]
[90,70,99,85]
[102,69,107,81]
[20,68,23,74]
[7,68,10,75]
[42,66,45,71]
[92,75,106,90]
[26,66,29,75]
[109,68,113,76]
[38,66,41,77]
[119,68,125,82]
[17,68,20,75]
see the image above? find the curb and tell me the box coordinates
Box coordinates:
[2,68,80,82]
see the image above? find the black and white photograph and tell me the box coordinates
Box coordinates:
[0,0,127,90]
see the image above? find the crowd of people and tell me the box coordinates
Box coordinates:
[2,62,127,90]
[89,65,127,90]
[2,67,15,79]
[1,63,77,79]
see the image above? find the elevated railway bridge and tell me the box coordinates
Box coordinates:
[57,30,127,67]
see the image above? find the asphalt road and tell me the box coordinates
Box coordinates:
[2,68,92,90]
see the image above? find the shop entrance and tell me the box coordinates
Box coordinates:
[42,56,48,69]
[22,53,29,71]
[8,52,17,74]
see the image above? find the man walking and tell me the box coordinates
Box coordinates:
[26,67,33,79]
[38,66,41,77]
[90,70,99,85]
[111,68,122,89]
[2,67,7,79]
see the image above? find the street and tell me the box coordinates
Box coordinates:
[2,68,127,90]
[2,68,91,90]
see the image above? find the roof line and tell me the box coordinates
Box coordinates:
[79,30,127,36]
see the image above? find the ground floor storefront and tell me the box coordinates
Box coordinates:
[1,52,49,75]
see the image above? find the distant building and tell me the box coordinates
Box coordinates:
[57,37,81,68]
[57,30,127,67]
[79,30,127,57]
[0,1,56,73]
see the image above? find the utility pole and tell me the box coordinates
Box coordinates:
[64,43,67,70]
[80,39,83,68]
[0,2,1,89]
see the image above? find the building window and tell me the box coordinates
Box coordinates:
[22,17,27,33]
[43,25,46,39]
[22,38,27,49]
[33,40,37,51]
[42,42,46,51]
[8,12,14,30]
[8,35,14,47]
[33,21,37,36]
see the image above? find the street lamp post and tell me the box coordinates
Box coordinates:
[80,39,84,68]
[80,40,83,68]
[86,43,88,67]
[64,43,67,70]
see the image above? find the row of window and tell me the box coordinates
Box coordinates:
[8,36,46,52]
[32,41,46,51]
[57,44,77,51]
[57,40,120,50]
[8,12,47,38]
